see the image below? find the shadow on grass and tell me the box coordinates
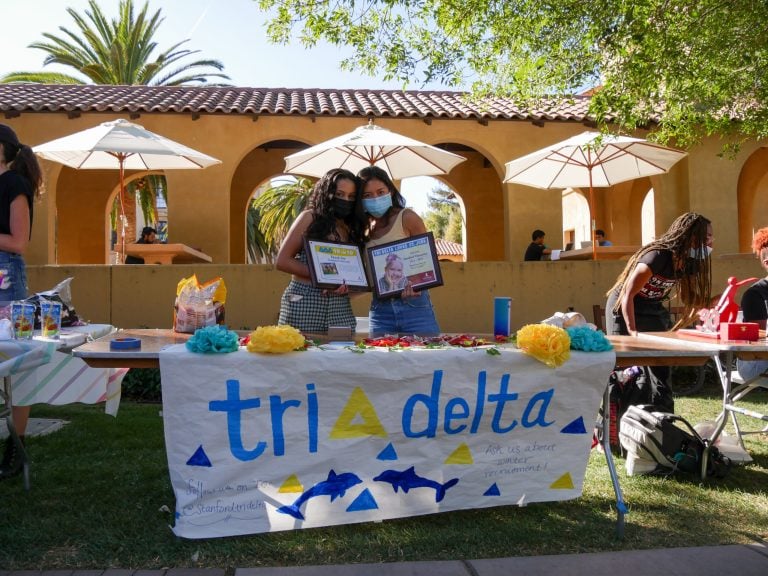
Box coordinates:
[0,401,766,569]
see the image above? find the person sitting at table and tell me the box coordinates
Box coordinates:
[605,212,713,413]
[524,229,552,261]
[378,253,408,295]
[359,166,440,337]
[125,226,158,264]
[736,227,768,381]
[0,123,43,480]
[595,229,613,246]
[276,168,365,334]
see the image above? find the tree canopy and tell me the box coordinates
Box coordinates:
[2,0,228,85]
[257,0,768,148]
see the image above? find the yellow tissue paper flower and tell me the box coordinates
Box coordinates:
[247,325,306,354]
[516,324,571,368]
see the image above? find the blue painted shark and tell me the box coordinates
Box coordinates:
[277,469,363,520]
[374,466,459,502]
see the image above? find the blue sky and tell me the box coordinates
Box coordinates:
[3,0,453,212]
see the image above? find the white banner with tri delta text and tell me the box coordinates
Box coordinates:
[159,344,615,539]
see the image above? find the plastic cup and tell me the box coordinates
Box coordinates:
[493,297,512,337]
[11,301,36,339]
[41,300,62,339]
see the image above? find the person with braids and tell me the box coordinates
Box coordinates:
[276,168,364,333]
[736,227,768,381]
[359,166,440,337]
[0,124,44,480]
[605,212,713,412]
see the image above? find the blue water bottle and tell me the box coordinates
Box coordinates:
[494,297,512,337]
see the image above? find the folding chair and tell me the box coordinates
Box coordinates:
[721,370,768,449]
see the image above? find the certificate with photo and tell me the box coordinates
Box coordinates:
[304,239,371,291]
[366,232,443,298]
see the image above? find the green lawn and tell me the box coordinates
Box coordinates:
[1,382,766,570]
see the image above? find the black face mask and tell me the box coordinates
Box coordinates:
[332,198,355,218]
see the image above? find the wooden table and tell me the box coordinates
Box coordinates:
[124,243,212,265]
[558,245,639,261]
[73,329,719,370]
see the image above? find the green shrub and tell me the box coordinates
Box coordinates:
[121,368,161,402]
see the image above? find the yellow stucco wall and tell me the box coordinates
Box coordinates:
[7,110,768,267]
[27,258,765,333]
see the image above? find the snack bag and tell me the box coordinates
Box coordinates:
[173,275,227,333]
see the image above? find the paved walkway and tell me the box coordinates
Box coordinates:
[1,543,767,576]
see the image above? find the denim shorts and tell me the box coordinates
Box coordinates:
[0,252,27,301]
[369,290,440,337]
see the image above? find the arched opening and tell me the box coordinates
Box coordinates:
[642,189,656,244]
[562,188,590,249]
[401,176,466,262]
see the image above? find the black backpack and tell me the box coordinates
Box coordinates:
[619,405,731,477]
[597,366,654,452]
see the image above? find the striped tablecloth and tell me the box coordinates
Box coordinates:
[9,325,129,415]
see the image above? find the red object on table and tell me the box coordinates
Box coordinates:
[719,322,760,341]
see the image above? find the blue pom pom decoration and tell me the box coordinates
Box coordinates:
[566,325,613,352]
[186,325,240,354]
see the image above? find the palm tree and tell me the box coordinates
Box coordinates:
[1,0,229,250]
[0,0,229,85]
[249,177,314,263]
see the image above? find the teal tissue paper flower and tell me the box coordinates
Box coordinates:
[566,325,613,352]
[186,325,239,353]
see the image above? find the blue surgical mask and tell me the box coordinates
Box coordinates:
[362,194,393,217]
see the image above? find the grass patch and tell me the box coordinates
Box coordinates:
[1,380,766,570]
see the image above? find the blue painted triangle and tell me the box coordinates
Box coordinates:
[484,483,501,496]
[346,488,379,512]
[561,416,587,434]
[186,445,212,467]
[377,443,398,461]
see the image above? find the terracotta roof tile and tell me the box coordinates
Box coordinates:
[435,238,464,256]
[0,84,604,122]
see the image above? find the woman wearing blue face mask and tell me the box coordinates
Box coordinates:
[605,212,713,412]
[358,166,440,337]
[275,168,364,334]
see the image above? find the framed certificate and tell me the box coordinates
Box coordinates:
[304,239,371,291]
[366,232,444,298]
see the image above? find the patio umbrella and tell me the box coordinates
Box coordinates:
[503,131,687,259]
[283,120,466,179]
[33,119,221,263]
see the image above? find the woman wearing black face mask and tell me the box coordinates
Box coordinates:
[605,212,713,412]
[275,168,364,333]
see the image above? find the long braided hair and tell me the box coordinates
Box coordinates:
[607,212,712,329]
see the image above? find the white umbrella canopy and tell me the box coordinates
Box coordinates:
[284,121,466,179]
[33,119,221,263]
[33,118,221,170]
[504,131,688,258]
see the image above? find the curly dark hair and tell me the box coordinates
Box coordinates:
[305,168,363,243]
[608,212,712,329]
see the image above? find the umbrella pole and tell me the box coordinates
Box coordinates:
[118,156,127,265]
[589,170,597,260]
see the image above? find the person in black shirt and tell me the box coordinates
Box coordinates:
[605,212,713,412]
[125,226,158,264]
[737,227,768,381]
[524,229,552,261]
[0,123,43,480]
